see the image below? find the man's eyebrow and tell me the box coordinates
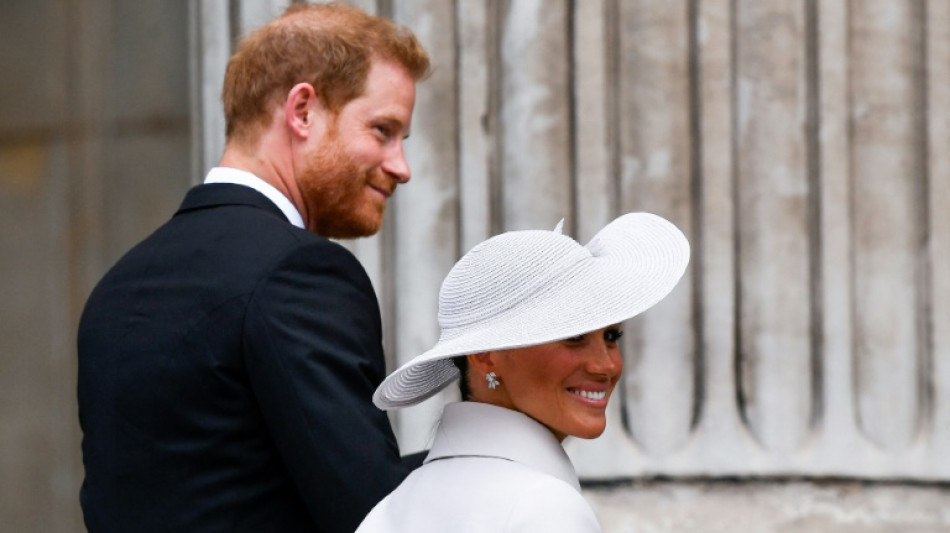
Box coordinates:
[375,112,404,125]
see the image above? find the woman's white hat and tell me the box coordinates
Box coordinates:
[373,212,690,410]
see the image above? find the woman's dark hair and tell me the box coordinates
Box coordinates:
[451,356,471,401]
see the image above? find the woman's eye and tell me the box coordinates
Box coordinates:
[604,329,624,343]
[565,333,586,343]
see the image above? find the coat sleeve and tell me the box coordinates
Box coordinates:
[503,478,603,533]
[244,239,409,532]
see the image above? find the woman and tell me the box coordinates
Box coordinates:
[357,213,690,532]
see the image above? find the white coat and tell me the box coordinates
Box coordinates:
[356,401,602,532]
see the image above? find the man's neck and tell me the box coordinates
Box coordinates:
[218,138,309,228]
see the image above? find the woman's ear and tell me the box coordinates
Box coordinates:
[465,352,509,403]
[284,82,318,138]
[466,353,494,375]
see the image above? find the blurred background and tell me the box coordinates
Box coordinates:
[2,0,948,531]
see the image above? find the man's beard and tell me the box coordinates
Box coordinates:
[298,134,388,239]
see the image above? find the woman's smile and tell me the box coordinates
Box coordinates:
[567,387,608,404]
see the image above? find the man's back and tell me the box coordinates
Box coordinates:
[78,184,405,532]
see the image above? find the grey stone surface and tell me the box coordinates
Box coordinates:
[584,480,950,533]
[0,0,68,132]
[0,2,191,530]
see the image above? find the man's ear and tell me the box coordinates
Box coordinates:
[284,82,319,138]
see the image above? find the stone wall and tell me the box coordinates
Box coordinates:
[585,481,950,533]
[2,1,949,531]
[0,1,192,530]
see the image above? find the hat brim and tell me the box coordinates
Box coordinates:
[373,212,690,410]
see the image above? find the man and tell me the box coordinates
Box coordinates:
[77,4,430,532]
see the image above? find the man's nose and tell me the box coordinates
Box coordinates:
[383,143,411,183]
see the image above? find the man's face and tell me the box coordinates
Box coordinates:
[298,59,417,238]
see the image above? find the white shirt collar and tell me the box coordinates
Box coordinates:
[425,402,581,491]
[203,167,305,229]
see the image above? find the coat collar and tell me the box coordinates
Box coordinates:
[203,167,305,228]
[424,402,581,491]
[176,183,289,223]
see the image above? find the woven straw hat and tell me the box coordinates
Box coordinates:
[373,212,690,410]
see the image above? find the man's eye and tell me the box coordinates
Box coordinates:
[374,125,392,138]
[604,329,624,343]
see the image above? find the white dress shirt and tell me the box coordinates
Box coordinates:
[203,167,305,229]
[356,402,602,532]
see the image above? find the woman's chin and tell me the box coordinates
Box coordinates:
[564,419,607,440]
[575,429,606,440]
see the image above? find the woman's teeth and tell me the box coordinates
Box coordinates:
[569,389,606,401]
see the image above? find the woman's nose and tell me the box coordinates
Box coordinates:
[587,342,622,376]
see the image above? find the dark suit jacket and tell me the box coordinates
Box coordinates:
[78,184,412,532]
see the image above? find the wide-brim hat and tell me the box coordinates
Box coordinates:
[373,212,690,410]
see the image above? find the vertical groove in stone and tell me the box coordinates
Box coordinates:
[687,0,705,434]
[805,0,824,436]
